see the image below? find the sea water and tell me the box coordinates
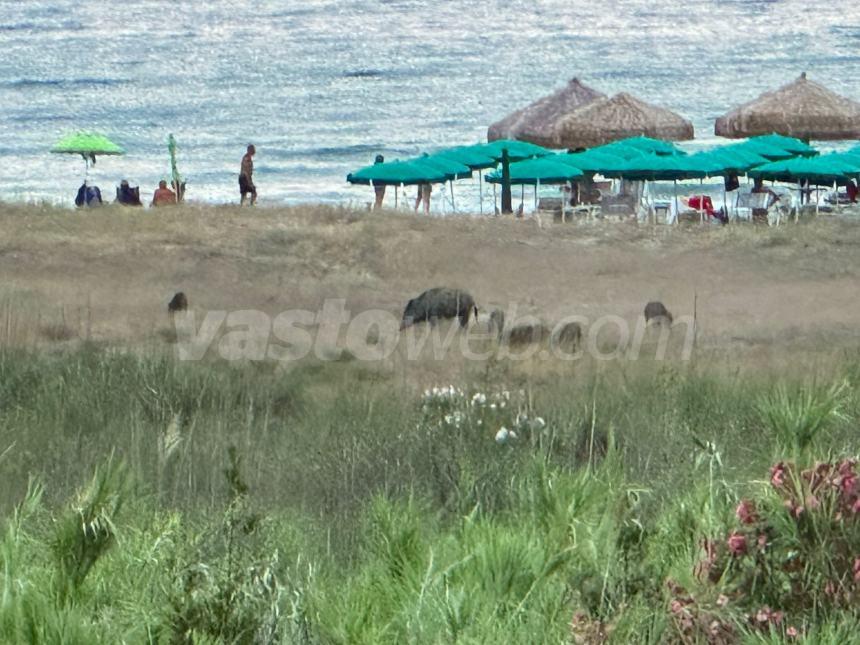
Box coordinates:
[0,0,858,210]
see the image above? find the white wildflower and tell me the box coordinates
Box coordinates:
[495,427,510,444]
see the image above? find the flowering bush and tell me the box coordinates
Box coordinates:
[419,385,548,445]
[675,456,860,642]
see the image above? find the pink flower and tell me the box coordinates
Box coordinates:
[736,499,758,525]
[787,626,798,638]
[727,531,747,556]
[853,498,860,514]
[837,459,857,477]
[841,474,858,497]
[757,533,768,549]
[755,607,772,623]
[805,495,820,511]
[785,499,804,518]
[771,462,787,488]
[853,557,860,583]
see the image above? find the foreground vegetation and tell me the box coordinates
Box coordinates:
[1,346,859,643]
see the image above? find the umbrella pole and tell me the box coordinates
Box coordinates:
[450,180,455,213]
[395,185,398,209]
[478,170,483,215]
[493,183,498,216]
[673,180,678,224]
[723,181,727,224]
[796,183,800,222]
[534,179,539,212]
[562,183,567,223]
[834,180,838,211]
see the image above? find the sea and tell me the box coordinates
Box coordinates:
[1,0,859,210]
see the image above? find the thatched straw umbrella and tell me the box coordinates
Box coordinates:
[552,92,694,149]
[715,72,860,141]
[487,77,605,148]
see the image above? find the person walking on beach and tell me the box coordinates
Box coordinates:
[240,144,257,206]
[372,154,386,209]
[414,182,431,215]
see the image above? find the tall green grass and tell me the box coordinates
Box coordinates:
[1,346,859,642]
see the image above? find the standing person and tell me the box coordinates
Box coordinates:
[414,182,431,215]
[239,144,257,206]
[372,154,385,210]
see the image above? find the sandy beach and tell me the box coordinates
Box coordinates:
[1,203,859,371]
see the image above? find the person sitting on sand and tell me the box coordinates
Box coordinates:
[116,179,142,206]
[414,182,431,215]
[75,182,102,208]
[372,154,386,210]
[151,180,177,207]
[240,144,257,206]
[751,178,780,207]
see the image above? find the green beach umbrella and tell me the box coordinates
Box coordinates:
[725,140,795,161]
[748,134,817,157]
[554,149,628,174]
[587,141,649,160]
[411,154,473,212]
[749,155,860,215]
[413,154,473,180]
[701,147,770,173]
[433,147,499,214]
[51,131,125,178]
[748,155,860,182]
[601,154,707,181]
[348,159,451,210]
[831,151,860,168]
[436,140,549,214]
[477,139,552,161]
[612,135,686,156]
[684,152,733,177]
[485,157,583,214]
[485,158,583,184]
[601,153,710,218]
[434,146,498,170]
[347,159,449,186]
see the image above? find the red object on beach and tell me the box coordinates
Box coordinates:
[687,195,715,215]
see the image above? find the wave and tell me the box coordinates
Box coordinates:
[0,78,133,89]
[341,69,386,79]
[0,20,84,33]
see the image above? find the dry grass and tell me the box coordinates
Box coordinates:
[1,202,860,374]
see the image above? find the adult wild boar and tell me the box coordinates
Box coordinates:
[168,292,188,314]
[644,301,673,325]
[400,288,477,330]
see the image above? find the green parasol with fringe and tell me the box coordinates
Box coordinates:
[51,131,125,178]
